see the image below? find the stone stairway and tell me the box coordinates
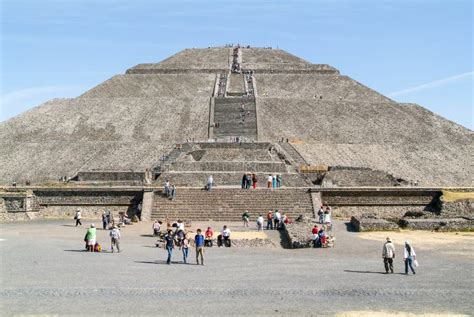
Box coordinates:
[151,188,314,221]
[213,97,258,139]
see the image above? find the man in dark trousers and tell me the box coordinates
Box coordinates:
[382,237,396,273]
[164,230,174,265]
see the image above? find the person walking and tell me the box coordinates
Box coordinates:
[182,234,189,264]
[195,229,205,265]
[242,210,250,227]
[164,230,174,264]
[85,224,97,252]
[109,225,121,253]
[74,209,82,227]
[382,237,396,274]
[403,241,417,275]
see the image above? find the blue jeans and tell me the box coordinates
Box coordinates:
[405,257,415,274]
[207,182,212,191]
[166,246,173,264]
[267,220,273,230]
[182,248,189,263]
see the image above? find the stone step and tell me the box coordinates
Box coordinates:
[151,188,314,221]
[167,161,288,173]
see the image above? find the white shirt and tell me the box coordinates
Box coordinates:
[177,222,184,231]
[274,212,281,220]
[268,175,273,182]
[257,216,264,224]
[222,228,231,237]
[110,228,121,239]
[404,245,416,259]
[208,176,213,183]
[75,211,81,219]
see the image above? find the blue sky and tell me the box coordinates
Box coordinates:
[1,0,472,129]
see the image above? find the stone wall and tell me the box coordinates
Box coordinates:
[77,171,145,182]
[399,218,473,232]
[350,215,399,232]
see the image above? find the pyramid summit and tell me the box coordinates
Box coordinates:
[1,45,472,186]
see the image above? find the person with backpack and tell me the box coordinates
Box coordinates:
[195,229,205,265]
[403,241,417,275]
[382,237,396,274]
[164,230,174,265]
[109,225,121,253]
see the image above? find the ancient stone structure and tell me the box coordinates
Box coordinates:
[0,45,472,228]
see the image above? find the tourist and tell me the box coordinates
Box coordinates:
[85,224,97,252]
[266,210,273,230]
[136,202,142,221]
[109,225,121,253]
[218,225,231,247]
[170,185,176,200]
[267,174,272,188]
[256,214,264,231]
[164,180,170,197]
[242,210,250,227]
[164,230,174,264]
[102,211,109,230]
[382,237,396,274]
[207,175,213,191]
[153,220,161,236]
[323,207,332,225]
[318,206,324,224]
[277,174,282,188]
[177,220,185,231]
[281,213,288,225]
[182,234,189,264]
[312,225,319,247]
[195,229,205,265]
[315,228,324,248]
[175,228,185,248]
[272,174,277,189]
[273,210,281,230]
[245,173,251,189]
[74,209,82,227]
[241,174,247,189]
[403,241,417,275]
[252,174,257,189]
[205,226,214,247]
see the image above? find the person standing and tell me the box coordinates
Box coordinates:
[164,230,174,264]
[273,210,281,230]
[267,174,272,188]
[242,210,250,227]
[241,174,247,189]
[277,174,282,188]
[403,241,417,275]
[195,229,205,265]
[153,220,161,236]
[207,175,213,191]
[182,234,189,264]
[74,209,82,227]
[272,174,277,189]
[245,173,251,189]
[318,206,324,224]
[266,210,273,230]
[382,237,396,274]
[85,224,97,252]
[109,225,121,253]
[102,211,109,230]
[251,173,257,189]
[256,214,264,231]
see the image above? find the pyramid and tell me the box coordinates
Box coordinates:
[1,46,472,186]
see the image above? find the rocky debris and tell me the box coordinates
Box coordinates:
[399,218,474,232]
[350,214,399,232]
[439,201,473,218]
[284,223,313,248]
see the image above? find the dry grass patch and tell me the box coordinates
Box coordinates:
[441,190,474,202]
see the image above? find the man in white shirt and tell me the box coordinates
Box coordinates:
[382,237,396,274]
[207,175,214,191]
[256,215,264,231]
[274,210,282,230]
[219,225,231,247]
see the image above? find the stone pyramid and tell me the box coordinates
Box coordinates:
[1,46,472,186]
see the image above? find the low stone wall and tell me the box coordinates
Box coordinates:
[399,218,474,232]
[284,222,313,248]
[350,215,399,232]
[39,205,131,220]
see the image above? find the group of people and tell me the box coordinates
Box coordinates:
[83,223,121,253]
[382,237,418,275]
[159,222,233,265]
[311,225,334,248]
[267,174,282,189]
[242,209,289,231]
[163,180,177,200]
[241,173,258,189]
[317,205,332,227]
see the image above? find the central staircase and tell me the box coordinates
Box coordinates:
[151,188,313,221]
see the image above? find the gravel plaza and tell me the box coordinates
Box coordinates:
[1,219,472,316]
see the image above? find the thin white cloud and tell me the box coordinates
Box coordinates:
[388,71,473,97]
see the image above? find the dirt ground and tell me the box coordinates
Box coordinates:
[0,219,473,316]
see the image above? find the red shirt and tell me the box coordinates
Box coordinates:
[205,229,214,238]
[312,227,319,235]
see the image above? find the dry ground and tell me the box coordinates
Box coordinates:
[0,219,473,316]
